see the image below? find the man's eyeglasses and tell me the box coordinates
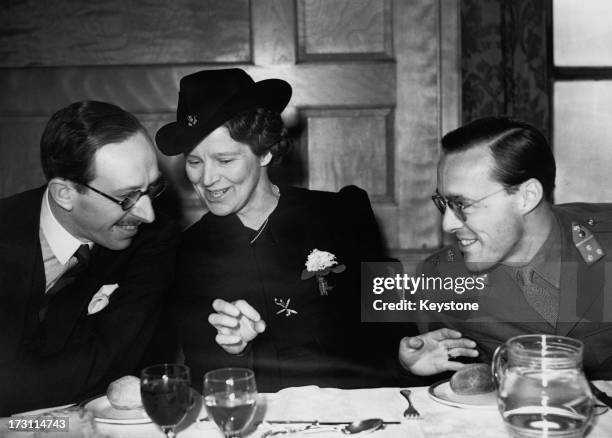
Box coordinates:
[431,187,509,222]
[82,177,167,211]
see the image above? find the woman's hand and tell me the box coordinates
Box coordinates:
[398,328,479,376]
[208,299,267,355]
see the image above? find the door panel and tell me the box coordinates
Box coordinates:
[0,0,251,66]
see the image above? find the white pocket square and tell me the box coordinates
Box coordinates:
[88,284,119,315]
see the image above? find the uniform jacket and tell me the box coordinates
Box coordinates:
[176,185,401,392]
[0,187,179,414]
[418,203,612,379]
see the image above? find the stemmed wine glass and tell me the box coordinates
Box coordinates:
[141,363,192,438]
[203,368,258,438]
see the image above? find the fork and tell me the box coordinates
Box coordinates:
[399,389,421,420]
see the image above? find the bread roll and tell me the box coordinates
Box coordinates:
[449,363,495,395]
[107,375,142,410]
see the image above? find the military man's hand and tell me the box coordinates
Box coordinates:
[208,299,266,355]
[398,328,479,376]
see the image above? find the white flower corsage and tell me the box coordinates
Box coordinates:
[300,249,346,295]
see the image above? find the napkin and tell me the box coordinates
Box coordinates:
[87,284,118,315]
[263,386,404,423]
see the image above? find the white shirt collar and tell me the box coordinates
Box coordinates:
[40,187,92,265]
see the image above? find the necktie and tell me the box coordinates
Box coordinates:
[54,244,91,289]
[515,266,559,326]
[39,244,91,320]
[73,244,91,268]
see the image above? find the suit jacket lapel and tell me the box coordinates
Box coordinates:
[42,245,120,353]
[0,187,46,361]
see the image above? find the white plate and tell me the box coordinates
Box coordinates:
[83,395,151,424]
[428,379,498,410]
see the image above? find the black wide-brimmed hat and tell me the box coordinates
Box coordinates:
[156,68,292,156]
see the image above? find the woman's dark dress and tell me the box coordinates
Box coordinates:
[175,185,400,391]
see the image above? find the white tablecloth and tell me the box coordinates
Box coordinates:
[2,382,612,438]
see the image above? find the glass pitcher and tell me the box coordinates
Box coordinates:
[492,335,594,438]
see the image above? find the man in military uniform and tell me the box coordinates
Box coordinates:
[399,117,612,379]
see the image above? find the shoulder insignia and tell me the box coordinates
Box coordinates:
[572,221,605,264]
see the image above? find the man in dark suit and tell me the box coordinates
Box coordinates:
[399,117,612,380]
[0,101,179,415]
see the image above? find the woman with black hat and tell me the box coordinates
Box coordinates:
[156,68,400,392]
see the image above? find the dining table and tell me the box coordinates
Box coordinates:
[2,381,612,438]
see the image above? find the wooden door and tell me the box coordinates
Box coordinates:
[0,0,459,270]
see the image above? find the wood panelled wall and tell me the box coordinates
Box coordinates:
[0,0,460,273]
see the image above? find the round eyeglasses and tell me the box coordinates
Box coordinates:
[431,187,509,222]
[82,177,167,211]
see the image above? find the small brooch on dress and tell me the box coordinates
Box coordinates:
[274,298,297,317]
[186,115,198,127]
[300,249,346,296]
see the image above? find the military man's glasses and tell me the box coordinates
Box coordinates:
[431,187,509,222]
[82,177,167,211]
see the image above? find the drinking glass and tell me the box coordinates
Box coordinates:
[493,335,594,438]
[203,368,258,438]
[141,363,192,438]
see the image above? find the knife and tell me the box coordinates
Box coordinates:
[198,419,401,425]
[12,404,76,416]
[589,382,612,409]
[198,418,401,425]
[263,420,400,425]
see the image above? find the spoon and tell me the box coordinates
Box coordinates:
[341,418,384,434]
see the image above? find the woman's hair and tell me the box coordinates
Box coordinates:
[441,116,556,202]
[223,107,291,163]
